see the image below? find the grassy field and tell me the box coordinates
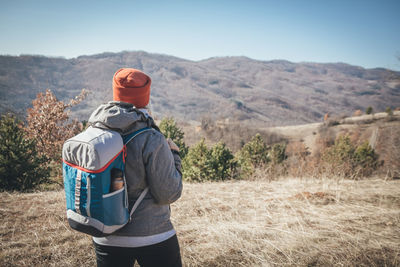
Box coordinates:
[1,177,399,266]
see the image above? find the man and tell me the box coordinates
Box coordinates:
[90,68,183,267]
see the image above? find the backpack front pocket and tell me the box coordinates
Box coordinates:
[102,187,130,227]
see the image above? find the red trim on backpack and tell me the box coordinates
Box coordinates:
[62,149,124,173]
[123,144,127,164]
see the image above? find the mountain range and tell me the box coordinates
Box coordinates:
[0,51,399,126]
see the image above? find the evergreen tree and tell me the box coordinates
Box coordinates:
[322,135,379,178]
[236,133,270,176]
[182,139,237,182]
[270,143,287,164]
[182,139,209,182]
[385,107,393,116]
[354,141,379,176]
[0,114,50,191]
[208,142,237,181]
[159,117,188,158]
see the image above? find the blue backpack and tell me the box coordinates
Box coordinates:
[62,126,151,237]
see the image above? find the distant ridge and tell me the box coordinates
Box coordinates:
[0,51,399,126]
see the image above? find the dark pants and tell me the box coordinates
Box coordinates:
[93,234,182,267]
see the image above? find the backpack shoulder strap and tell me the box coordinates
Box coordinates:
[122,127,152,220]
[129,187,149,219]
[122,127,153,145]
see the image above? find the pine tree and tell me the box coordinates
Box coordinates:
[182,139,237,182]
[208,142,236,181]
[0,114,50,191]
[354,141,379,176]
[159,117,188,158]
[182,139,209,182]
[270,143,287,164]
[385,107,393,116]
[322,135,379,178]
[236,133,270,176]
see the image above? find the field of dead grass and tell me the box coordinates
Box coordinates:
[1,177,399,266]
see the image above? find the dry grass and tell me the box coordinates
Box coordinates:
[1,177,399,266]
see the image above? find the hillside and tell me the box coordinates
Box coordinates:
[1,51,399,126]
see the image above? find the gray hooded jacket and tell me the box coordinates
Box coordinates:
[88,101,182,236]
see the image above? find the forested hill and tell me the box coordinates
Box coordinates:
[0,51,399,126]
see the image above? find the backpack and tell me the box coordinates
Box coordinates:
[62,126,151,237]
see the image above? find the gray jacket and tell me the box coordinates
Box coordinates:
[88,101,183,236]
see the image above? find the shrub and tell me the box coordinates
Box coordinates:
[182,139,236,182]
[159,117,188,158]
[182,139,210,182]
[25,89,87,162]
[322,135,379,178]
[0,114,50,191]
[385,107,393,115]
[354,141,379,176]
[385,107,393,117]
[269,143,287,165]
[365,106,373,115]
[236,133,270,176]
[322,135,355,177]
[285,141,311,177]
[208,142,237,181]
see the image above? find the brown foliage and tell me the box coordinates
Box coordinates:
[285,141,310,177]
[316,126,335,151]
[324,113,329,121]
[353,109,363,116]
[26,89,87,162]
[375,124,400,178]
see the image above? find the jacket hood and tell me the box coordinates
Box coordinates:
[88,101,157,134]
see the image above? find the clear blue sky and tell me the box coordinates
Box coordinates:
[0,0,399,70]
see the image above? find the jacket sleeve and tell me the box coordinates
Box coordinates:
[143,131,183,205]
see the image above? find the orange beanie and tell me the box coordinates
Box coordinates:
[112,68,151,108]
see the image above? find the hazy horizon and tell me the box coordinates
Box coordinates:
[1,50,399,72]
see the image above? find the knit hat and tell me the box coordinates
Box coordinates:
[112,68,151,108]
